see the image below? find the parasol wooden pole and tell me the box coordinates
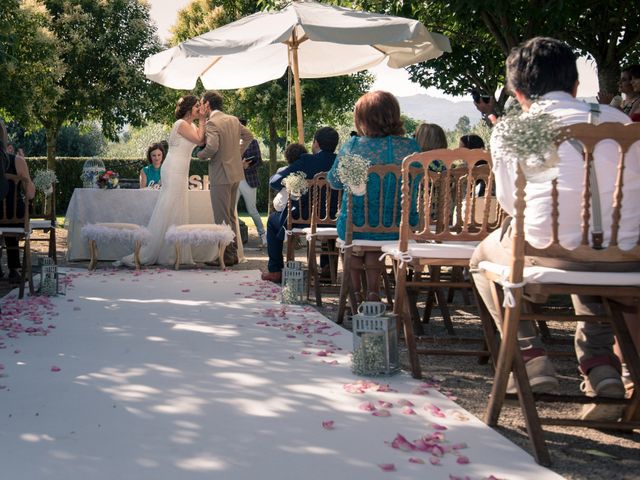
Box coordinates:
[289,32,305,144]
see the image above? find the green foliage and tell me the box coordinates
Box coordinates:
[455,116,471,136]
[7,121,106,157]
[104,123,172,159]
[0,0,63,126]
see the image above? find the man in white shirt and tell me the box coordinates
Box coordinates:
[470,37,640,420]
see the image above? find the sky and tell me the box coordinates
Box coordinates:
[147,0,599,100]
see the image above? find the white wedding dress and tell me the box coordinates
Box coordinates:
[122,119,196,267]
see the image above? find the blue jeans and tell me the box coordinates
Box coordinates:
[266,212,286,273]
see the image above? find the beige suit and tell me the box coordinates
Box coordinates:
[197,110,253,263]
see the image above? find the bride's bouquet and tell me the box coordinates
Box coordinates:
[336,153,371,196]
[33,169,57,196]
[282,171,309,200]
[492,101,563,183]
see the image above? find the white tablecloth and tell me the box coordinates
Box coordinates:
[65,188,244,263]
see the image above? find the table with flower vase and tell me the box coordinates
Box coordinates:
[64,188,244,263]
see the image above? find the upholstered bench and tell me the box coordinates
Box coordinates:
[165,224,235,270]
[81,223,151,271]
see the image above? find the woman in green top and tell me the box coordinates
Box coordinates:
[140,142,165,188]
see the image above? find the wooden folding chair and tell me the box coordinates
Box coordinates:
[335,164,402,324]
[0,174,34,298]
[284,182,313,263]
[29,181,57,263]
[478,122,640,465]
[383,148,501,378]
[302,172,341,306]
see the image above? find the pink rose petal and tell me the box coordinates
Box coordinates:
[378,400,393,408]
[50,366,61,372]
[401,406,417,415]
[429,456,441,466]
[378,463,396,472]
[456,455,470,465]
[359,401,376,412]
[372,409,391,417]
[322,420,335,430]
[408,457,424,464]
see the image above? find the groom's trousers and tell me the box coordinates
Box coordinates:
[211,181,240,264]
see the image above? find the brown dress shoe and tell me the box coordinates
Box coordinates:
[261,271,282,283]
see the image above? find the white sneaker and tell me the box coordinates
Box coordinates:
[260,233,267,247]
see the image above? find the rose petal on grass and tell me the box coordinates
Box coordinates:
[378,463,396,472]
[322,420,335,430]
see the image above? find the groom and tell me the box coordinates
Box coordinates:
[198,91,254,265]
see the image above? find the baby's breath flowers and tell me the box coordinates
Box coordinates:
[493,100,562,182]
[282,171,308,199]
[33,169,57,195]
[336,154,371,195]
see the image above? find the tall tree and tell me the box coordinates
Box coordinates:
[0,0,63,126]
[34,0,167,169]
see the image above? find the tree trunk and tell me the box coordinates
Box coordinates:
[595,58,620,96]
[45,125,59,171]
[267,117,278,215]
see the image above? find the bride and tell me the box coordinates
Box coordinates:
[121,95,206,267]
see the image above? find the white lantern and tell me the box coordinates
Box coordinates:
[81,158,106,188]
[36,256,67,296]
[281,260,307,304]
[352,302,399,376]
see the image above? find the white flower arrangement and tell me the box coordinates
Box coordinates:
[492,100,563,182]
[281,284,298,304]
[281,171,308,199]
[33,169,57,195]
[336,153,371,195]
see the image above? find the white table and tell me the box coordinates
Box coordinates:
[65,188,244,263]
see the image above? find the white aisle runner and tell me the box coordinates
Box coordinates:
[0,269,564,480]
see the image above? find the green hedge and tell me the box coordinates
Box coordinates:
[26,157,285,215]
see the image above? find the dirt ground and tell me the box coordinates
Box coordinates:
[2,225,638,479]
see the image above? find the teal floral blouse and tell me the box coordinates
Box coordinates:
[327,135,419,240]
[142,164,162,187]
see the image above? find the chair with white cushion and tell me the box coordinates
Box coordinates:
[382,148,500,378]
[301,172,341,306]
[478,122,640,465]
[82,223,151,271]
[29,181,57,263]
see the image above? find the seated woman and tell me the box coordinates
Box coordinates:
[414,122,447,172]
[328,91,419,304]
[139,142,165,188]
[0,121,35,281]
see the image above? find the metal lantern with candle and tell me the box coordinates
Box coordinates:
[351,301,399,376]
[36,256,67,296]
[281,260,307,304]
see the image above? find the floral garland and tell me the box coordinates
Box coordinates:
[33,169,57,195]
[281,171,308,199]
[492,101,563,182]
[336,153,371,195]
[97,170,119,189]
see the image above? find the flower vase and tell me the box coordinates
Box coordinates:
[350,183,367,196]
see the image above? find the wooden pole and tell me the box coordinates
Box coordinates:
[289,32,305,144]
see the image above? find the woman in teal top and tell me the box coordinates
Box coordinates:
[140,142,165,188]
[327,91,419,303]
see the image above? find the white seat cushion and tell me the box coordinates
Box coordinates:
[165,224,235,246]
[302,227,338,240]
[380,241,479,260]
[30,219,54,229]
[337,238,402,248]
[479,261,640,287]
[82,223,151,244]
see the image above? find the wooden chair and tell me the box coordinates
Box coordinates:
[383,148,500,378]
[29,181,57,263]
[302,172,341,306]
[335,164,403,324]
[284,183,313,263]
[477,122,640,465]
[0,174,34,298]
